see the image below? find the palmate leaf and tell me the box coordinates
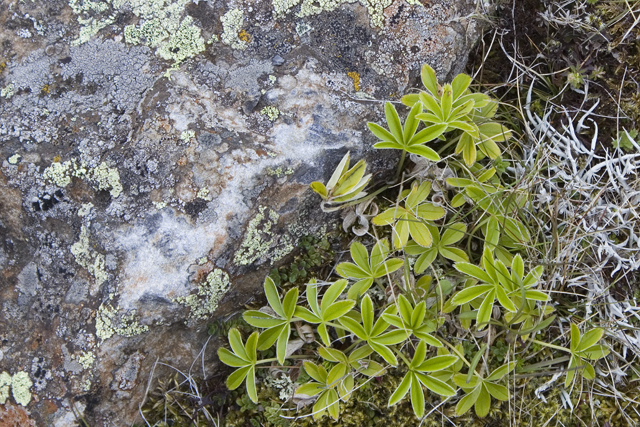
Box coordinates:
[218,330,260,403]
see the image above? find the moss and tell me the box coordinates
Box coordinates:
[221,8,248,50]
[95,302,149,341]
[173,269,230,320]
[261,106,280,121]
[70,225,109,286]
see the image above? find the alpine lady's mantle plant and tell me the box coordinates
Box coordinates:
[218,65,609,421]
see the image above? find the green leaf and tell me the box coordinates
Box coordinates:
[322,279,349,311]
[416,203,446,220]
[324,300,356,321]
[218,348,248,367]
[294,306,321,323]
[326,389,340,420]
[416,372,456,396]
[327,363,347,387]
[450,120,480,138]
[228,328,249,361]
[583,362,596,380]
[327,152,351,190]
[439,247,468,263]
[414,249,438,274]
[478,122,512,142]
[512,254,524,280]
[570,323,580,352]
[361,295,374,333]
[397,294,413,323]
[226,365,250,390]
[336,262,370,279]
[385,102,403,142]
[409,124,447,145]
[346,278,374,300]
[451,192,467,207]
[524,290,550,301]
[264,277,284,318]
[486,361,516,381]
[339,316,367,340]
[454,262,493,283]
[410,374,426,418]
[317,323,331,346]
[388,373,412,406]
[401,93,420,107]
[406,144,441,161]
[417,355,458,372]
[409,221,433,248]
[446,177,475,188]
[496,286,516,312]
[296,382,324,397]
[372,208,398,225]
[484,382,509,401]
[304,361,327,384]
[451,73,471,100]
[580,344,609,360]
[441,84,453,119]
[276,323,291,364]
[406,181,432,209]
[451,284,493,305]
[565,355,578,388]
[243,310,286,328]
[404,102,423,142]
[476,290,495,330]
[282,288,299,319]
[421,64,439,96]
[310,181,327,199]
[414,329,443,347]
[350,242,370,272]
[375,330,407,345]
[475,385,491,417]
[441,223,466,246]
[462,136,477,166]
[370,239,390,268]
[257,325,282,350]
[368,122,397,143]
[333,159,367,197]
[478,139,501,159]
[246,367,258,403]
[576,328,604,352]
[370,342,398,366]
[373,258,404,277]
[456,386,480,416]
[393,218,411,249]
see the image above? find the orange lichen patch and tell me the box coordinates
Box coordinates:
[238,30,251,43]
[0,403,37,427]
[53,155,61,163]
[347,71,361,91]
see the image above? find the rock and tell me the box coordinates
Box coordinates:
[0,0,486,425]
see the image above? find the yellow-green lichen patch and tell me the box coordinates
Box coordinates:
[8,154,21,165]
[42,158,122,198]
[261,106,280,121]
[0,372,11,404]
[221,8,248,50]
[0,372,33,406]
[76,351,95,370]
[77,202,94,217]
[266,166,294,177]
[196,187,211,200]
[71,226,108,286]
[95,302,149,341]
[233,206,294,266]
[180,130,196,142]
[156,16,206,64]
[173,269,230,320]
[273,0,421,28]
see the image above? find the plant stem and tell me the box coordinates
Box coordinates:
[394,150,408,182]
[530,339,571,353]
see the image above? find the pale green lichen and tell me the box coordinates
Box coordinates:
[156,16,206,64]
[198,256,208,265]
[173,269,230,320]
[42,158,122,198]
[196,187,211,200]
[1,83,14,98]
[221,8,248,50]
[8,154,21,165]
[273,0,422,28]
[233,206,294,266]
[268,75,277,84]
[95,303,149,341]
[180,130,196,142]
[0,371,33,406]
[71,225,109,286]
[0,372,11,405]
[76,352,95,370]
[267,166,294,177]
[261,106,280,121]
[78,202,94,217]
[153,201,168,209]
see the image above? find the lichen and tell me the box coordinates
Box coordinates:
[0,372,33,407]
[1,83,15,99]
[266,166,294,177]
[8,154,21,165]
[76,352,95,370]
[77,203,94,217]
[233,206,294,266]
[0,372,11,405]
[221,8,248,50]
[71,226,109,286]
[261,106,280,122]
[42,158,122,198]
[196,187,211,200]
[180,130,196,142]
[273,0,422,28]
[95,302,149,341]
[347,71,361,91]
[173,269,230,320]
[156,16,206,64]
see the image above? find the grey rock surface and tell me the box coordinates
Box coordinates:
[0,0,486,424]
